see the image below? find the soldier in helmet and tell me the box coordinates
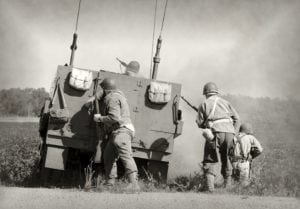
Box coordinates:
[196,82,240,192]
[116,58,141,77]
[231,123,263,186]
[124,61,140,77]
[93,78,140,191]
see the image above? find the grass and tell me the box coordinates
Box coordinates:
[171,147,299,197]
[0,121,299,197]
[0,122,40,185]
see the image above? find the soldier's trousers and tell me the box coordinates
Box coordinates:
[103,127,138,180]
[233,161,250,186]
[203,132,234,178]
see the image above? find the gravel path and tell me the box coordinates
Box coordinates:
[0,187,299,209]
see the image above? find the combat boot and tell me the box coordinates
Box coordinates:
[224,176,232,189]
[103,178,115,190]
[124,172,140,193]
[205,173,215,193]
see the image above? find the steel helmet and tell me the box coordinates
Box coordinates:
[100,78,117,91]
[126,61,140,73]
[239,123,254,135]
[203,82,218,95]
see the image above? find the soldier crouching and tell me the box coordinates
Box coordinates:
[231,123,263,187]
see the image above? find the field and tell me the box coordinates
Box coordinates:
[0,119,299,198]
[0,122,40,185]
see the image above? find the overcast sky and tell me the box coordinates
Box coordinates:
[0,0,299,102]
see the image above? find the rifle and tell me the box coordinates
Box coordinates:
[180,96,198,112]
[93,72,103,163]
[116,57,128,67]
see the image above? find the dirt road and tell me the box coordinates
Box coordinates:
[0,187,298,209]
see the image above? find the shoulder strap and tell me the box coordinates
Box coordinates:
[208,97,219,120]
[203,97,219,126]
[238,135,251,159]
[217,98,230,113]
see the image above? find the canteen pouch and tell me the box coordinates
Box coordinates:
[202,128,214,141]
[49,82,69,124]
[69,68,93,91]
[148,81,172,104]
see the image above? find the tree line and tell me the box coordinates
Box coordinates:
[1,87,299,131]
[0,88,49,117]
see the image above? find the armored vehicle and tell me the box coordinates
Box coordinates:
[38,0,183,183]
[39,65,183,181]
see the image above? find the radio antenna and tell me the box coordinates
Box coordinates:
[69,0,82,66]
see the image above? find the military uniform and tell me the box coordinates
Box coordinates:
[197,94,239,191]
[232,132,263,186]
[94,87,138,188]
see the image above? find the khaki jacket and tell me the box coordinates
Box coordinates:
[197,95,240,133]
[99,90,134,134]
[235,133,263,159]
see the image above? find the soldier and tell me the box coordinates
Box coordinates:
[116,58,141,77]
[124,60,140,77]
[231,123,263,186]
[93,78,140,191]
[196,82,240,192]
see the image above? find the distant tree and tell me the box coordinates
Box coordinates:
[31,88,49,116]
[0,88,49,117]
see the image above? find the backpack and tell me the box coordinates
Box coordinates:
[230,135,262,161]
[250,146,262,159]
[230,137,246,161]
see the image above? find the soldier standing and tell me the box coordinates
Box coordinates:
[196,82,240,192]
[93,78,140,191]
[231,123,263,186]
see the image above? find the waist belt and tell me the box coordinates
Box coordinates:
[112,123,135,137]
[110,123,134,133]
[213,118,232,124]
[238,159,249,163]
[120,123,135,133]
[232,156,249,162]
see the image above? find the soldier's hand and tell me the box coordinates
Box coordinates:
[94,114,102,122]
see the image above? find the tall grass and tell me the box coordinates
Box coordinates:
[0,115,299,196]
[171,146,299,197]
